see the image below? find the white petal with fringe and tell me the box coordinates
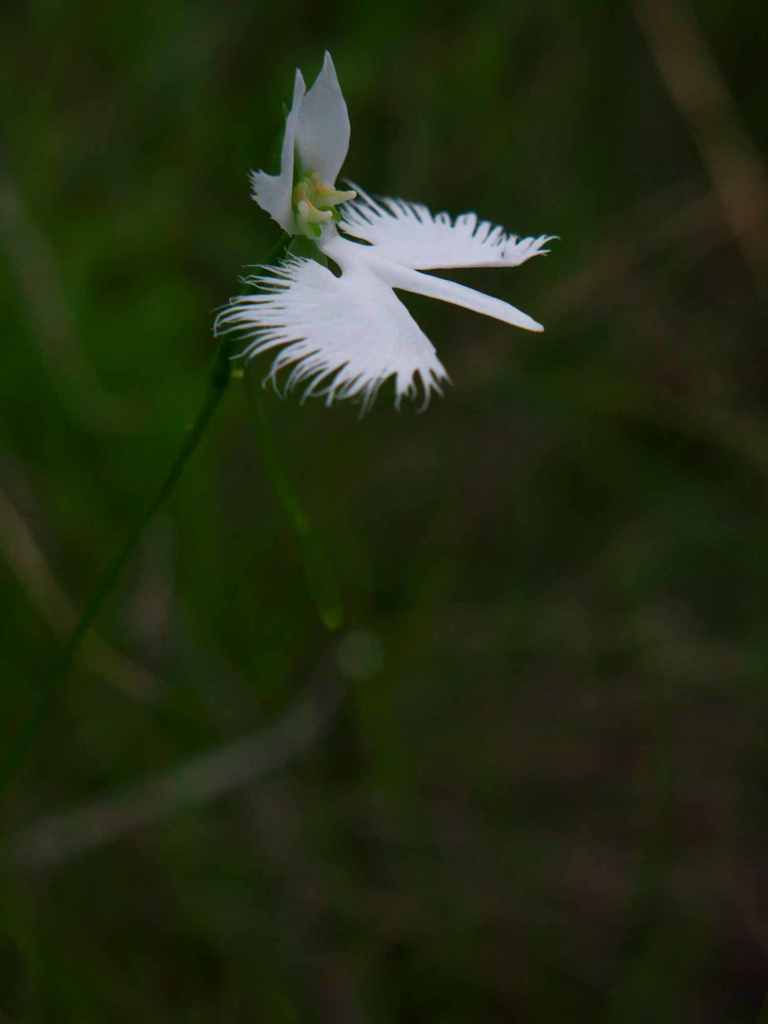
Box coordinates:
[216,253,450,412]
[340,186,555,271]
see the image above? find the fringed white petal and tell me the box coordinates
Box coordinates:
[215,255,449,412]
[250,70,306,234]
[340,185,555,270]
[295,52,350,186]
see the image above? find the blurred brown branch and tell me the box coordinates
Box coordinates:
[633,0,768,283]
[549,185,723,320]
[247,778,371,1024]
[8,671,345,871]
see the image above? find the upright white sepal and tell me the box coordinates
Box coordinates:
[248,55,351,237]
[249,70,306,234]
[295,52,350,185]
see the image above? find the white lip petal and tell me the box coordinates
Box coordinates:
[215,254,449,412]
[341,186,555,271]
[295,52,351,186]
[250,69,306,233]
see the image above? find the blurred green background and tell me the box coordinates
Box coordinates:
[2,0,768,1020]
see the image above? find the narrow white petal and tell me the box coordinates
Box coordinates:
[295,52,350,185]
[340,185,555,270]
[215,255,449,411]
[377,260,544,332]
[250,69,306,233]
[322,233,544,333]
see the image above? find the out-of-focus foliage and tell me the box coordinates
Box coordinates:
[2,1,768,1020]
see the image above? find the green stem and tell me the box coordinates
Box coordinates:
[1,343,234,792]
[242,232,342,630]
[249,382,344,632]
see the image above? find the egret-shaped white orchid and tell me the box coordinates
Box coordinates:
[216,52,553,411]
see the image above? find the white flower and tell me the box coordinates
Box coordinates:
[216,52,553,411]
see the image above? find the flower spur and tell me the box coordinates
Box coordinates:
[216,52,554,411]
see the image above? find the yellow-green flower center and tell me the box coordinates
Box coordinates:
[293,172,356,238]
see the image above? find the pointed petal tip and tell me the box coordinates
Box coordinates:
[316,50,340,88]
[293,68,307,101]
[295,49,350,184]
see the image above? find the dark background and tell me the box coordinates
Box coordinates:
[2,1,768,1020]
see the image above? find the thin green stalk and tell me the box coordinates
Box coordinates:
[0,343,234,792]
[243,233,343,631]
[249,380,344,632]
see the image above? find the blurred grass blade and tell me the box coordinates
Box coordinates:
[0,344,235,793]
